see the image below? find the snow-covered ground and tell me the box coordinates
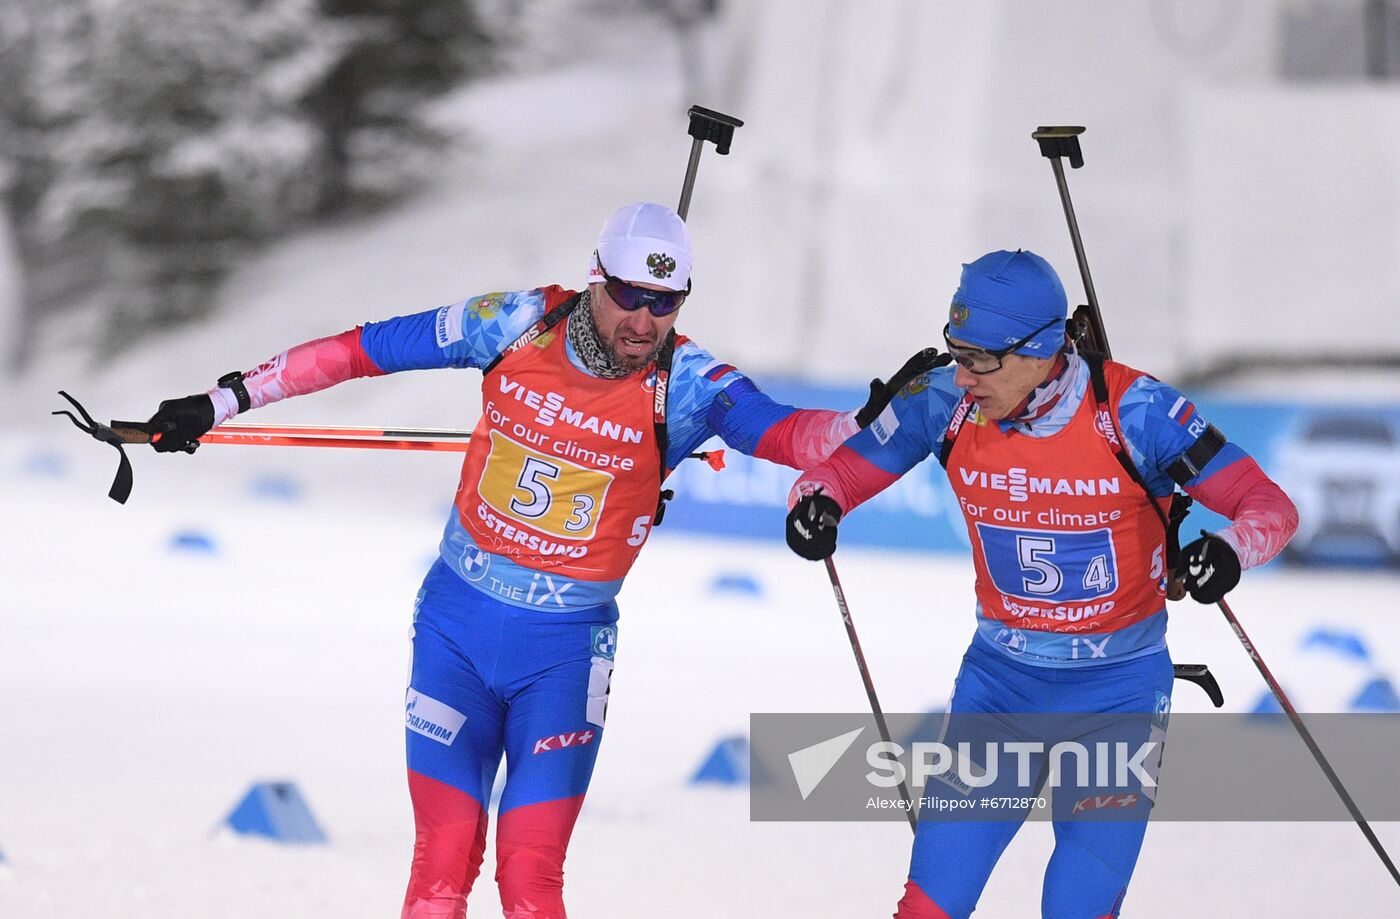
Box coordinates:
[2,439,1398,918]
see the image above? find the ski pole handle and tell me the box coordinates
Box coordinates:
[109,421,158,444]
[1032,125,1086,168]
[677,105,744,220]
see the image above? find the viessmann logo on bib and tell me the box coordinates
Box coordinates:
[957,466,1122,504]
[498,374,644,443]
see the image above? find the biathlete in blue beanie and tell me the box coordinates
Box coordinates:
[786,249,1299,919]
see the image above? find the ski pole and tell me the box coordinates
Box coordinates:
[1032,125,1110,358]
[119,420,476,452]
[1032,125,1228,703]
[822,554,918,832]
[1216,597,1400,887]
[677,106,743,220]
[188,422,725,468]
[55,391,729,501]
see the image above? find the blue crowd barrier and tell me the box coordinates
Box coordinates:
[689,735,750,786]
[221,781,327,844]
[1350,677,1400,712]
[169,530,218,554]
[1300,628,1371,663]
[708,572,764,598]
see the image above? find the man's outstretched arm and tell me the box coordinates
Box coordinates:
[145,288,561,450]
[782,367,963,560]
[699,350,950,471]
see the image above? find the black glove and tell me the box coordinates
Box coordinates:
[147,394,215,453]
[1175,531,1241,604]
[786,491,843,561]
[856,348,950,429]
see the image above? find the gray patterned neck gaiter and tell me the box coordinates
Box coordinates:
[566,290,636,380]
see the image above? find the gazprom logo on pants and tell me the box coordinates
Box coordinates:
[405,689,467,746]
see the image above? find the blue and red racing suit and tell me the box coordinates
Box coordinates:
[208,285,861,919]
[792,350,1297,919]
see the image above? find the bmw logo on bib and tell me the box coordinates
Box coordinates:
[459,545,490,582]
[590,625,617,660]
[1153,691,1171,729]
[993,627,1028,656]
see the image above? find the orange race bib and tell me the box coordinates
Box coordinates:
[454,302,664,581]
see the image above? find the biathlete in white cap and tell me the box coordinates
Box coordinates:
[143,202,926,918]
[786,250,1300,919]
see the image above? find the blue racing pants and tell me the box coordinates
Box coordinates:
[895,635,1174,919]
[401,560,618,919]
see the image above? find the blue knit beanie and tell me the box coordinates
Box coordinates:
[947,250,1067,355]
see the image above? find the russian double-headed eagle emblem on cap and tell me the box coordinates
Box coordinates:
[646,252,676,279]
[949,301,970,328]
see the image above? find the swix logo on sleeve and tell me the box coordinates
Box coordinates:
[405,690,467,746]
[957,466,1122,504]
[505,321,547,354]
[531,729,596,754]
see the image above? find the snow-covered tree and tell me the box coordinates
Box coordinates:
[87,0,345,344]
[304,0,498,213]
[0,0,503,363]
[0,1,104,368]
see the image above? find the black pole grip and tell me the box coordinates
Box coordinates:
[687,105,744,155]
[1172,663,1225,708]
[1033,125,1085,169]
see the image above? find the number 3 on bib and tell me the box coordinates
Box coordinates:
[479,431,615,540]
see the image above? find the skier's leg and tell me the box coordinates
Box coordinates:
[1041,818,1150,919]
[896,640,1037,919]
[1040,649,1173,919]
[897,817,1025,918]
[401,571,509,919]
[403,771,493,919]
[494,616,616,919]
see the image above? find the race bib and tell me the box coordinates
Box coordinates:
[477,430,615,540]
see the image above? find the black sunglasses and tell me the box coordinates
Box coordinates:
[595,252,691,317]
[942,316,1063,375]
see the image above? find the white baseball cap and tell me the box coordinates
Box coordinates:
[588,202,693,292]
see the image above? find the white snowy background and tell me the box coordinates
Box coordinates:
[3,2,1399,917]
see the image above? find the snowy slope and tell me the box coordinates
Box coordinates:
[2,446,1399,917]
